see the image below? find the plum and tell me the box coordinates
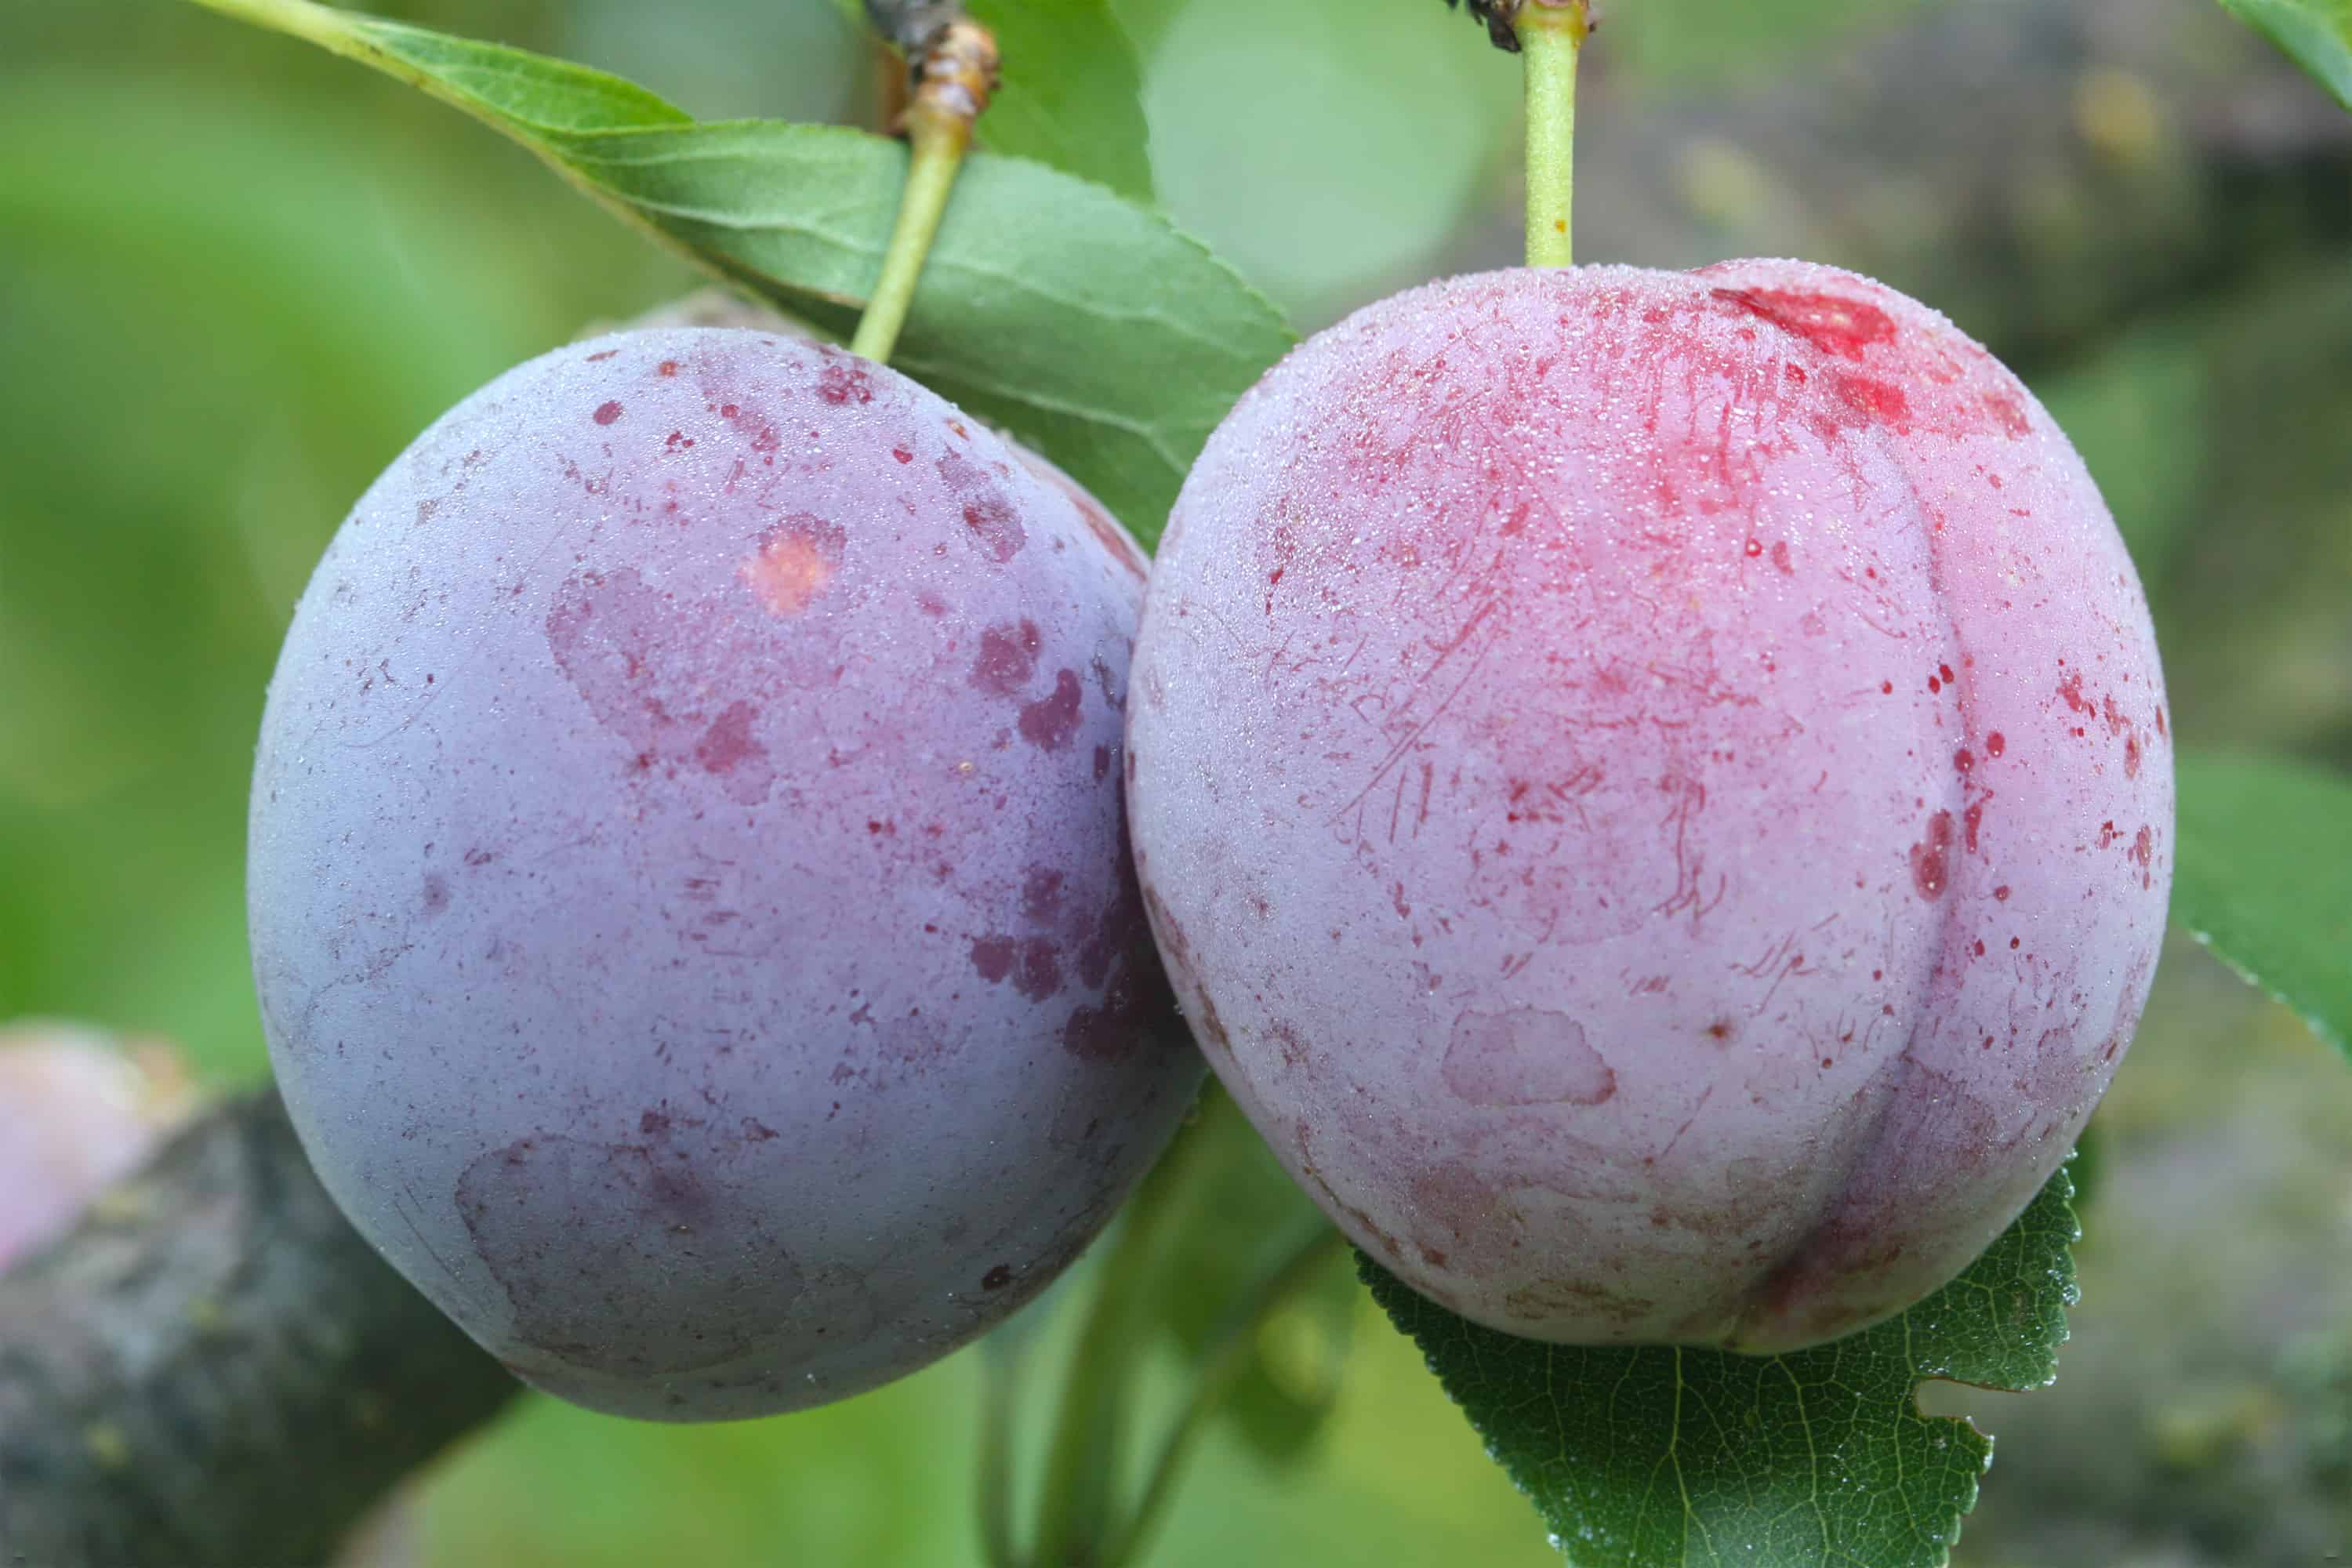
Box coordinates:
[249,328,1200,1420]
[1127,260,2171,1352]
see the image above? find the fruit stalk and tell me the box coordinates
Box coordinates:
[1520,0,1589,267]
[1098,1221,1346,1568]
[851,16,1000,364]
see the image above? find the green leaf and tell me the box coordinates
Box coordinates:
[186,0,1290,543]
[1363,1163,2081,1568]
[2217,0,2352,108]
[2174,751,2352,1054]
[966,0,1157,201]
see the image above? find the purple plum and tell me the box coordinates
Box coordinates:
[249,328,1199,1420]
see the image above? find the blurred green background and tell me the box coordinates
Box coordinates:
[3,0,2350,1563]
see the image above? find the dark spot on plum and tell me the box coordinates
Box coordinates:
[657,360,679,377]
[1094,745,1112,782]
[1192,988,1232,1052]
[891,448,913,464]
[1711,287,1896,360]
[815,358,873,405]
[1770,539,1793,574]
[586,350,618,362]
[694,701,768,783]
[963,501,1027,563]
[982,1265,1014,1291]
[1910,809,1955,899]
[971,620,1042,696]
[741,1119,777,1142]
[1983,388,2031,437]
[1014,938,1063,1001]
[1833,374,1909,426]
[593,401,624,426]
[640,1109,672,1135]
[970,936,1016,982]
[1986,731,2005,758]
[1022,866,1065,924]
[938,451,1026,561]
[422,874,450,916]
[1018,670,1085,752]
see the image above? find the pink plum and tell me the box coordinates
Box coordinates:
[1127,260,2170,1352]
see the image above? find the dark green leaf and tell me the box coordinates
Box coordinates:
[2216,0,2352,108]
[1363,1163,2081,1568]
[188,0,1290,543]
[2174,751,2352,1055]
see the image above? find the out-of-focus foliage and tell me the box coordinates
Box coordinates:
[962,0,1157,199]
[5,0,2350,1563]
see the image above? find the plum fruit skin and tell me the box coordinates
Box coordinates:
[249,328,1200,1421]
[1127,260,2170,1353]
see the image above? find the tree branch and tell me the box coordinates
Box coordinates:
[0,1088,519,1568]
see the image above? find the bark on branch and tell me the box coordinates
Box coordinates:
[0,1090,519,1568]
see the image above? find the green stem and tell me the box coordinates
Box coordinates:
[1029,1191,1175,1568]
[1095,1224,1346,1568]
[1520,2,1588,268]
[848,106,968,364]
[976,1335,1024,1568]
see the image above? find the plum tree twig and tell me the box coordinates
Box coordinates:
[0,1088,520,1568]
[850,13,1000,364]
